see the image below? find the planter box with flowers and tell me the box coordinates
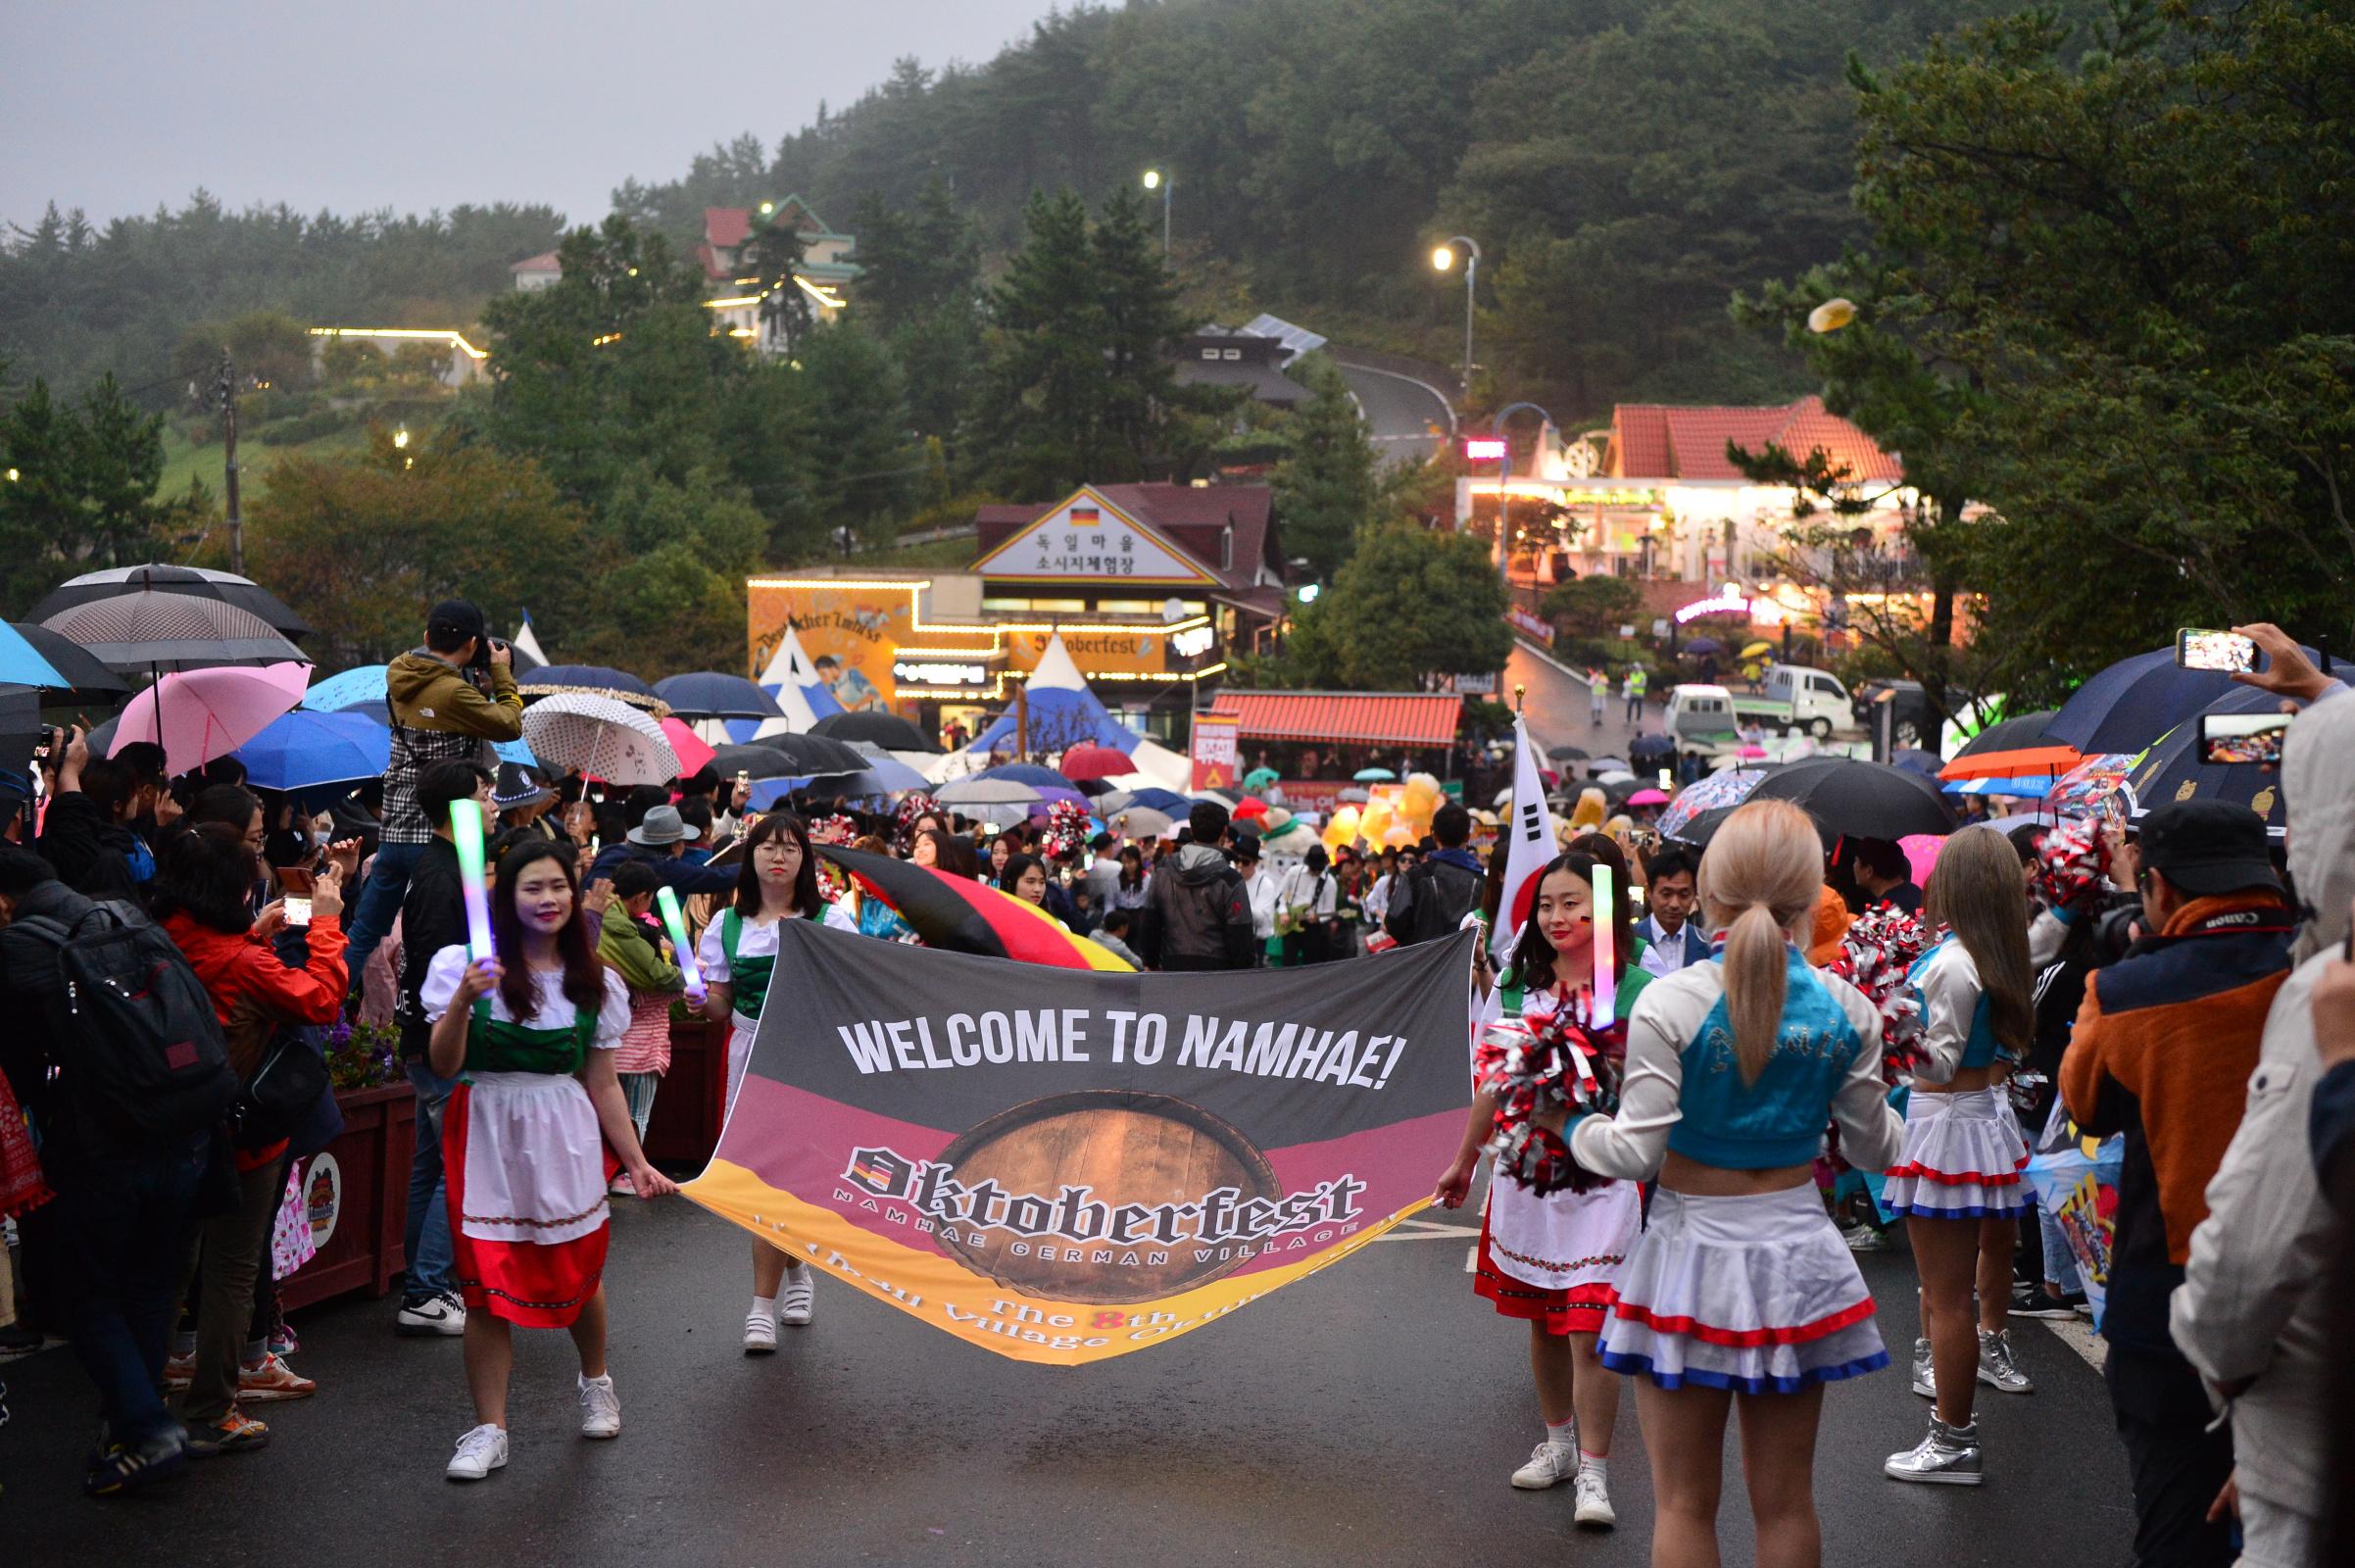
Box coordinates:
[277,1021,417,1313]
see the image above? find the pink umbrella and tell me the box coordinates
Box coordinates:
[1898,833,1944,889]
[114,661,312,775]
[661,716,716,779]
[1627,787,1670,807]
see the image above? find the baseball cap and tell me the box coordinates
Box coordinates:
[2136,800,2278,898]
[427,599,489,648]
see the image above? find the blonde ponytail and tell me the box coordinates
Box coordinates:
[1695,801,1826,1083]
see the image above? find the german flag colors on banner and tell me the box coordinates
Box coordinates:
[682,923,1476,1364]
[819,845,1131,970]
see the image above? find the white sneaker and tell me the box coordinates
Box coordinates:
[577,1373,620,1439]
[779,1268,814,1326]
[397,1292,467,1338]
[1573,1466,1616,1529]
[743,1307,777,1355]
[1510,1441,1578,1490]
[445,1422,508,1481]
[609,1172,635,1198]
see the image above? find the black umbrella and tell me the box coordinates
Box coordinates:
[709,743,804,782]
[518,663,666,714]
[1545,744,1590,763]
[39,590,304,673]
[8,621,131,704]
[1747,757,1957,843]
[811,709,942,754]
[652,671,782,721]
[1889,748,1945,778]
[1682,637,1723,657]
[27,563,312,639]
[1954,710,2060,759]
[0,685,41,777]
[1670,804,1739,848]
[746,730,869,776]
[2118,686,2291,833]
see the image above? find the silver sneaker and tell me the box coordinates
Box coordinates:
[1884,1415,1983,1486]
[1911,1337,1936,1399]
[1977,1328,2034,1395]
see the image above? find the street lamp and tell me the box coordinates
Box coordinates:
[1491,400,1555,585]
[1432,234,1481,407]
[1142,169,1171,257]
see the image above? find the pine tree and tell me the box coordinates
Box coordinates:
[966,189,1109,500]
[1271,353,1379,579]
[1092,184,1188,478]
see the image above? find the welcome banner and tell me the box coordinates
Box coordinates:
[683,922,1476,1365]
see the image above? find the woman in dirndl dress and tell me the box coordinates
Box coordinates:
[1881,827,2039,1485]
[1561,802,1906,1566]
[697,812,858,1352]
[1435,848,1650,1528]
[424,838,677,1482]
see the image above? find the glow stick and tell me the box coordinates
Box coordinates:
[1592,861,1617,1025]
[654,885,708,1004]
[448,799,495,964]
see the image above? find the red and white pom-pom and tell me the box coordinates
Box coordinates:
[1829,904,1934,1073]
[1475,1000,1622,1196]
[810,812,860,847]
[1038,798,1093,861]
[2034,816,2109,908]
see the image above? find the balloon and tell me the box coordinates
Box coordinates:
[1323,805,1362,851]
[1807,297,1856,333]
[1357,800,1393,847]
[1399,772,1443,837]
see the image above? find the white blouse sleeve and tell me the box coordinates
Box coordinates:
[822,901,860,933]
[419,946,472,1024]
[1911,943,1983,1086]
[1567,976,1693,1182]
[695,916,728,980]
[592,969,631,1050]
[1824,970,1908,1171]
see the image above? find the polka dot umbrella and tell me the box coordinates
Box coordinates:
[520,692,679,786]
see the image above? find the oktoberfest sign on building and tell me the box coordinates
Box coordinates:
[684,923,1475,1365]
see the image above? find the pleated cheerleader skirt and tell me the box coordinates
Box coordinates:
[1597,1184,1889,1394]
[1881,1087,2030,1220]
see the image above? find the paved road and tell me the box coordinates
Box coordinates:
[6,1172,2131,1567]
[1505,638,1664,771]
[1333,357,1453,469]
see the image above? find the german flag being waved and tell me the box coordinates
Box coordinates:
[817,846,1132,971]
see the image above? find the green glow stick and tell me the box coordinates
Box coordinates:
[449,799,495,964]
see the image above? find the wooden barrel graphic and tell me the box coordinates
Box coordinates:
[935,1089,1281,1304]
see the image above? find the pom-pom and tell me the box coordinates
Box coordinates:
[2034,816,2109,908]
[1829,904,1935,1075]
[1475,998,1622,1196]
[1038,798,1094,861]
[810,813,859,847]
[892,792,941,855]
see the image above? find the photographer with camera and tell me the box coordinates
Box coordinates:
[38,726,172,902]
[344,600,524,997]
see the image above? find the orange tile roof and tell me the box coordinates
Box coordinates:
[1609,395,1900,483]
[1208,692,1463,747]
[704,207,752,250]
[509,250,562,273]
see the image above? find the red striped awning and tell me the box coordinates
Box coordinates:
[1207,692,1463,747]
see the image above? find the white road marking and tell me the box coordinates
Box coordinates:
[1370,1218,1481,1244]
[2038,1314,2107,1370]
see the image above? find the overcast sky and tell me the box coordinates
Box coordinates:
[2,0,1062,231]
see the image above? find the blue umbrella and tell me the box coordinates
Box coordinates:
[337,694,537,768]
[234,710,390,792]
[974,762,1072,789]
[1353,766,1397,781]
[0,621,70,690]
[303,663,389,711]
[2117,685,2291,832]
[654,671,783,720]
[1113,786,1192,815]
[2045,643,2320,756]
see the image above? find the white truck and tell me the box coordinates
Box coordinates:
[1665,666,1852,743]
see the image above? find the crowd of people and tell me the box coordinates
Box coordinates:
[2,599,2353,1568]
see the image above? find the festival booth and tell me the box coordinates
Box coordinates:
[1199,691,1464,816]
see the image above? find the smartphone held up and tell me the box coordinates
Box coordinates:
[278,866,316,927]
[2177,627,2262,674]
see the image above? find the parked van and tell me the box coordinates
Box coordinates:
[1762,664,1851,738]
[1664,684,1743,744]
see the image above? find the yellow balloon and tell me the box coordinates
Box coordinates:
[1807,297,1856,333]
[1357,801,1393,846]
[1323,805,1361,851]
[1382,820,1415,848]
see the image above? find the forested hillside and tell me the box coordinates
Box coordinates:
[4,0,2002,418]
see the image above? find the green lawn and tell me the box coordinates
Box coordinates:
[156,421,376,502]
[859,533,979,568]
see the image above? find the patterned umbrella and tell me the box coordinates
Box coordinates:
[2117,686,2291,832]
[2043,752,2138,820]
[27,563,312,639]
[1656,767,1768,837]
[520,693,679,785]
[302,664,390,711]
[40,590,303,672]
[518,663,667,715]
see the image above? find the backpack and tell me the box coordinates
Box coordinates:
[12,900,239,1142]
[1400,858,1484,946]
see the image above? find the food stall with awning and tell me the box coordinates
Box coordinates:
[1202,691,1464,813]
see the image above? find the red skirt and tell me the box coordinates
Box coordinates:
[1473,1217,1613,1336]
[442,1082,617,1328]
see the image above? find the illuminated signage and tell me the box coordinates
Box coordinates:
[1464,437,1507,462]
[1675,593,1753,624]
[893,660,989,687]
[1170,624,1216,659]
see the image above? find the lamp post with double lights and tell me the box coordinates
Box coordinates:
[1142,170,1172,257]
[1431,234,1482,408]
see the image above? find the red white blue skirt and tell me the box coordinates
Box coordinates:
[1597,1184,1888,1394]
[1882,1087,2030,1220]
[443,1073,616,1328]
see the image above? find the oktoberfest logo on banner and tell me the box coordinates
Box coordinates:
[683,922,1476,1365]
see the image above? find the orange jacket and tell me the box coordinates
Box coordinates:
[2060,892,2293,1264]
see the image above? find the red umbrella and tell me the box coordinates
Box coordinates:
[1059,743,1133,782]
[661,716,716,778]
